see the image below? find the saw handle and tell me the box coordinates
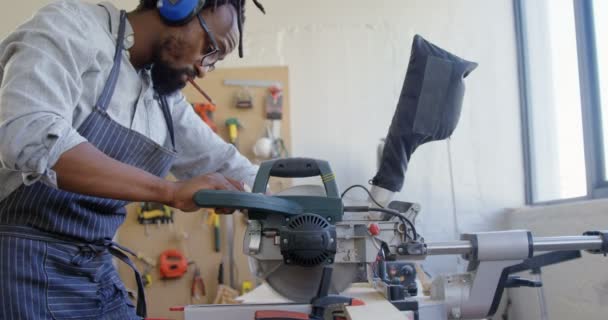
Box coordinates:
[192,190,303,216]
[266,158,324,178]
[252,158,340,197]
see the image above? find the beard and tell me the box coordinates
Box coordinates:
[150,56,196,96]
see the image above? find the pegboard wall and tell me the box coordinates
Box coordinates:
[117,66,291,319]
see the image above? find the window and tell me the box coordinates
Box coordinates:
[516,0,606,203]
[595,0,608,179]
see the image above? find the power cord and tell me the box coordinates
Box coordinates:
[343,205,418,241]
[340,184,384,208]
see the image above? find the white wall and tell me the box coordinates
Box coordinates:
[0,0,142,38]
[2,0,525,275]
[507,200,608,319]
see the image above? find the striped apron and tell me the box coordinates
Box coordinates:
[0,10,177,320]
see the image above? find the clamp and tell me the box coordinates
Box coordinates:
[583,230,608,256]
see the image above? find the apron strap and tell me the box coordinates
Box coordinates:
[159,95,176,149]
[92,239,147,318]
[97,7,177,150]
[96,10,128,111]
[108,245,147,318]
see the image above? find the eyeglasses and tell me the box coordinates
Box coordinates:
[189,14,218,105]
[197,13,220,72]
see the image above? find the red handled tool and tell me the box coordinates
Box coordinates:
[191,265,206,303]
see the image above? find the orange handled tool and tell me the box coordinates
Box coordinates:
[159,249,188,279]
[193,103,218,133]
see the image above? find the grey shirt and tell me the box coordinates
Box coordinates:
[0,1,257,203]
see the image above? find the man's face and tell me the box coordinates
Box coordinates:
[150,47,196,95]
[151,5,239,95]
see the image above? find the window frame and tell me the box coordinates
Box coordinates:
[515,0,606,205]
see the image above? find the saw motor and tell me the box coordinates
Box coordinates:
[280,213,336,266]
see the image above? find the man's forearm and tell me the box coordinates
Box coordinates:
[53,142,175,204]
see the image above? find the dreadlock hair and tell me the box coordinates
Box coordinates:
[137,0,265,57]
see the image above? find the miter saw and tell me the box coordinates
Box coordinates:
[195,157,420,302]
[188,158,608,320]
[180,35,608,319]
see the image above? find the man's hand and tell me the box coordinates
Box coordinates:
[168,173,244,212]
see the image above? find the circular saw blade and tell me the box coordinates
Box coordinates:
[255,259,359,302]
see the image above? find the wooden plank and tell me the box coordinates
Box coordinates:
[240,283,411,319]
[345,284,412,320]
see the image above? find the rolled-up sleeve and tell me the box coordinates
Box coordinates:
[0,2,92,188]
[169,93,258,187]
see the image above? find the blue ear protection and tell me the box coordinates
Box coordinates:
[157,0,206,25]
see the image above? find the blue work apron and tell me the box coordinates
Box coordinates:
[0,9,178,320]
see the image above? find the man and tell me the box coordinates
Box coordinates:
[0,0,264,318]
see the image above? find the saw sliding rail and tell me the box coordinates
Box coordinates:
[425,235,605,256]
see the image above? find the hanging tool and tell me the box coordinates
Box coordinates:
[265,85,283,120]
[225,118,243,149]
[241,281,253,295]
[218,263,224,286]
[252,136,273,159]
[142,265,154,288]
[213,262,240,304]
[193,103,218,133]
[214,212,221,252]
[135,252,156,287]
[234,86,254,109]
[136,252,156,267]
[191,265,207,304]
[137,202,174,236]
[253,85,287,160]
[205,209,221,252]
[159,249,189,279]
[253,121,289,160]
